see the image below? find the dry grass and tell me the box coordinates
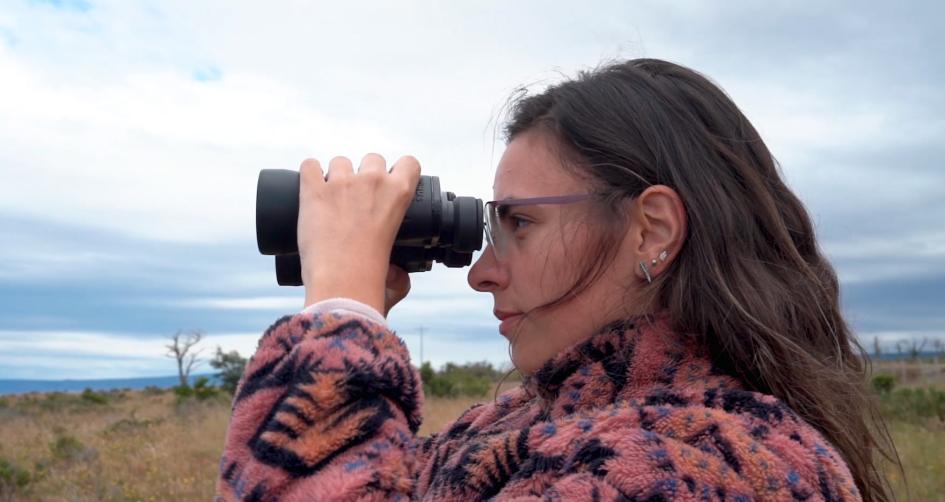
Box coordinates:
[0,391,228,501]
[0,385,514,501]
[873,359,945,390]
[0,374,942,500]
[418,382,518,437]
[884,420,945,501]
[870,359,945,500]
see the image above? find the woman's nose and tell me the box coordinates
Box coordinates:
[467,244,508,292]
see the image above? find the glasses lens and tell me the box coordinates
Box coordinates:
[485,202,503,259]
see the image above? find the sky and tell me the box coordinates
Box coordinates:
[0,0,943,379]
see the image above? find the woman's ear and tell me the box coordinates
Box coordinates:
[626,185,687,280]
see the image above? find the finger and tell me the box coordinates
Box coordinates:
[390,155,422,190]
[358,153,387,174]
[299,158,325,188]
[327,156,354,181]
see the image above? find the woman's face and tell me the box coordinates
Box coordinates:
[467,129,645,375]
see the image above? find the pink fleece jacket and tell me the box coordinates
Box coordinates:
[216,307,860,501]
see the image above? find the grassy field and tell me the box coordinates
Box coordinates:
[0,365,942,501]
[871,359,945,501]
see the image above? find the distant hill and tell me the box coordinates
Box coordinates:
[0,373,218,395]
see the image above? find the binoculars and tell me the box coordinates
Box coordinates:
[255,169,485,286]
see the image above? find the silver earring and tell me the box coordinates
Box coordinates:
[639,261,652,284]
[650,250,669,266]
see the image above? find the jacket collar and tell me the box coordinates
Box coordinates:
[520,311,738,411]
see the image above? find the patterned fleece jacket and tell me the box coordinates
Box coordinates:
[216,306,861,501]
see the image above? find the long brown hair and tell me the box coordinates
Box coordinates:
[499,58,898,501]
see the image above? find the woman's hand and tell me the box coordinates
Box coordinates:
[298,154,421,317]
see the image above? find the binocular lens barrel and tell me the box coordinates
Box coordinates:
[256,169,484,286]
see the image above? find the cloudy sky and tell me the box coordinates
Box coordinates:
[1,0,942,380]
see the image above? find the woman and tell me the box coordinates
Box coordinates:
[217,59,892,501]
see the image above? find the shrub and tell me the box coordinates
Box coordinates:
[173,384,194,403]
[427,377,456,398]
[192,376,219,400]
[210,347,248,394]
[80,388,109,405]
[421,361,494,398]
[49,434,87,462]
[879,386,945,422]
[142,385,166,396]
[0,457,31,495]
[173,377,219,404]
[102,412,164,436]
[40,392,74,412]
[419,362,435,385]
[871,374,896,394]
[106,388,130,400]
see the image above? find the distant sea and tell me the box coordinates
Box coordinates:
[0,374,219,395]
[1,351,939,396]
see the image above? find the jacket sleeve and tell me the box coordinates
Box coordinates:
[215,306,425,501]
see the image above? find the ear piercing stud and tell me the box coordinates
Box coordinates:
[650,250,669,266]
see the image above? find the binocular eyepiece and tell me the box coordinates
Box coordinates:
[255,169,485,286]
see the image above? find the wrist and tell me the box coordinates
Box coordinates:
[304,288,385,316]
[303,269,387,316]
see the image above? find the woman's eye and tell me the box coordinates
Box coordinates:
[511,216,531,231]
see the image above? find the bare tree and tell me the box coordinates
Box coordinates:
[895,337,930,383]
[906,337,929,362]
[933,338,944,365]
[895,340,907,381]
[166,329,205,387]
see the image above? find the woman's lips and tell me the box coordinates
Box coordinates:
[498,314,522,336]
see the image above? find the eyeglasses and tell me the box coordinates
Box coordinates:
[484,193,598,261]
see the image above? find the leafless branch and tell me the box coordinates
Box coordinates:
[165,329,205,387]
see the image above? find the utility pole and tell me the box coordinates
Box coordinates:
[418,326,426,366]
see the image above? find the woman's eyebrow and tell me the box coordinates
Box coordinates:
[492,182,522,200]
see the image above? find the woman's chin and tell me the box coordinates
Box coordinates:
[509,345,542,376]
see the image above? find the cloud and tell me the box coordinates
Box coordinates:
[193,65,222,82]
[0,0,942,379]
[170,296,301,311]
[30,0,91,13]
[0,328,261,379]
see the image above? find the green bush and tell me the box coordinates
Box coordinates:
[426,377,456,397]
[421,361,495,398]
[210,347,248,394]
[49,434,87,462]
[5,390,115,414]
[871,374,896,394]
[80,388,109,405]
[102,412,164,436]
[173,384,194,403]
[879,386,945,422]
[142,385,166,396]
[173,377,219,404]
[0,457,31,495]
[420,362,435,383]
[41,392,75,411]
[192,376,218,400]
